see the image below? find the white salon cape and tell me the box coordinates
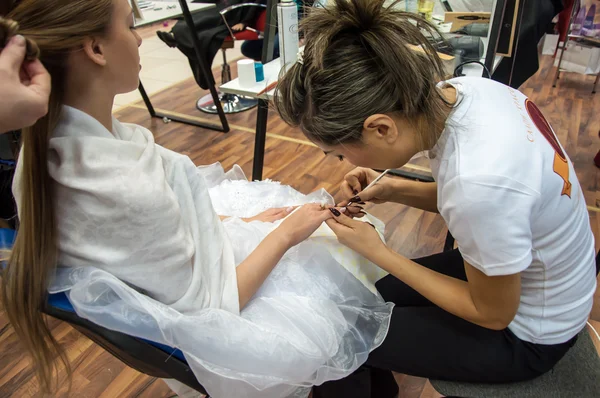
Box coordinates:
[13,106,393,398]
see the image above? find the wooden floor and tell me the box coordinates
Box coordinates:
[2,35,600,397]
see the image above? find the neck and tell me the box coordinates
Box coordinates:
[440,85,457,121]
[423,85,457,151]
[64,76,115,132]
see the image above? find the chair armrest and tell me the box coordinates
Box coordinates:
[220,3,268,39]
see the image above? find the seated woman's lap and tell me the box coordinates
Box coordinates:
[374,248,467,307]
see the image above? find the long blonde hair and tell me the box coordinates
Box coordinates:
[0,0,113,392]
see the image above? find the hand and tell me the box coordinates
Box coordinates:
[242,207,295,223]
[0,35,51,133]
[275,203,333,247]
[338,167,393,206]
[231,23,245,32]
[325,208,386,261]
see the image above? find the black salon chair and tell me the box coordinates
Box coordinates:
[0,228,209,396]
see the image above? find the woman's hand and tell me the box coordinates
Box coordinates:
[242,207,295,223]
[0,35,51,133]
[275,203,333,247]
[325,208,386,261]
[339,167,393,205]
[231,23,246,32]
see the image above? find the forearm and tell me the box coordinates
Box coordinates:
[388,179,438,213]
[372,248,509,330]
[236,232,290,309]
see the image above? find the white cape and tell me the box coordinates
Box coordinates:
[15,106,393,398]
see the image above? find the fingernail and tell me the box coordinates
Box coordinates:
[353,189,359,195]
[329,208,341,217]
[286,206,294,213]
[340,207,347,213]
[358,201,366,205]
[349,196,361,203]
[12,35,25,46]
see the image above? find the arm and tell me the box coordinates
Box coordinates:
[235,232,290,308]
[233,204,333,309]
[386,179,438,213]
[371,247,521,329]
[339,168,438,213]
[330,173,536,329]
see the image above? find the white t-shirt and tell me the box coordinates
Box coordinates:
[431,77,596,345]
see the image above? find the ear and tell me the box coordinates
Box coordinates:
[363,114,398,144]
[81,37,108,67]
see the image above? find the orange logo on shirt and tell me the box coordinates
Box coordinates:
[525,99,571,198]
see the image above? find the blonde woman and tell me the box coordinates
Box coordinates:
[1,1,393,397]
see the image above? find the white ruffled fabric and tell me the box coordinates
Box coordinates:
[15,106,393,398]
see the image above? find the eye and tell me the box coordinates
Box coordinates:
[337,155,344,162]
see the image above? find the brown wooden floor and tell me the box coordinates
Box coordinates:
[2,26,600,397]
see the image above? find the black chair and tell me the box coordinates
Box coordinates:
[0,228,208,396]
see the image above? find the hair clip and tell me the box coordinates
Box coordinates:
[297,49,304,65]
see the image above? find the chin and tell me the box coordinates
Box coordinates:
[119,78,141,95]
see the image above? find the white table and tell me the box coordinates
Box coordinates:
[134,1,213,27]
[133,1,230,132]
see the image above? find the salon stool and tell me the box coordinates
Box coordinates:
[197,3,267,115]
[196,38,257,114]
[430,328,600,397]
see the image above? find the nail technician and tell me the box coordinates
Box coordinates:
[274,1,596,396]
[0,32,50,134]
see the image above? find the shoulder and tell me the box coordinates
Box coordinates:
[440,173,540,217]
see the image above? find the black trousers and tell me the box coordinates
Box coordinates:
[313,249,577,398]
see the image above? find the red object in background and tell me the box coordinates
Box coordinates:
[555,0,576,57]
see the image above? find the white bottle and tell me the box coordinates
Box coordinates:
[277,0,299,73]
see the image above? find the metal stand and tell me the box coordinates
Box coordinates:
[197,49,257,114]
[137,0,230,132]
[250,0,278,181]
[252,99,269,181]
[553,2,600,94]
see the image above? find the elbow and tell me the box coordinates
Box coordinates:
[485,320,511,331]
[482,313,516,331]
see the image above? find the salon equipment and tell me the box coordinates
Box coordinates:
[448,36,484,61]
[135,1,230,132]
[432,328,600,397]
[445,12,491,32]
[0,228,209,394]
[195,2,268,114]
[254,62,265,82]
[237,59,256,87]
[277,0,299,73]
[457,22,490,37]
